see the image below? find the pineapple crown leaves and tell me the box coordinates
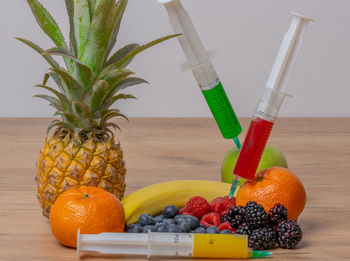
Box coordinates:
[17,0,180,139]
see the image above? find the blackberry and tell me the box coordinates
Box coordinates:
[220,214,231,223]
[268,203,288,226]
[276,220,303,249]
[244,201,268,229]
[248,227,276,250]
[228,206,246,228]
[236,222,252,236]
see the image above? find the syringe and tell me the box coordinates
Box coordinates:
[229,13,313,198]
[77,230,271,259]
[158,0,242,149]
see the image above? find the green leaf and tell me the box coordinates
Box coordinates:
[65,0,90,59]
[98,67,133,89]
[103,122,121,131]
[51,68,86,101]
[15,37,59,69]
[34,94,63,111]
[35,85,70,110]
[103,93,136,109]
[88,118,99,128]
[107,77,148,99]
[42,73,50,85]
[82,0,117,78]
[104,0,128,62]
[47,120,70,134]
[114,34,181,68]
[101,109,128,123]
[89,80,110,111]
[59,112,81,127]
[106,43,139,67]
[65,0,77,55]
[87,0,96,19]
[26,0,73,72]
[48,72,69,97]
[73,101,91,118]
[43,47,93,91]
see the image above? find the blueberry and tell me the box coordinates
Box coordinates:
[155,224,168,232]
[163,218,173,225]
[177,221,192,233]
[126,223,141,231]
[220,229,233,234]
[154,214,164,222]
[163,205,179,218]
[126,223,142,231]
[127,226,143,233]
[142,225,156,233]
[173,215,187,223]
[167,224,179,233]
[184,215,199,229]
[139,214,155,226]
[193,227,206,234]
[155,222,166,227]
[206,226,219,234]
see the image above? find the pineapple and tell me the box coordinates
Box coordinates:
[18,0,178,218]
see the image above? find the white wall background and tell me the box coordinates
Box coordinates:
[1,0,349,117]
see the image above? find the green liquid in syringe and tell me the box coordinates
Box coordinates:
[201,81,242,139]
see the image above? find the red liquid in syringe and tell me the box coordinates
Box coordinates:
[233,117,274,181]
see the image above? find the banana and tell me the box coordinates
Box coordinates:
[122,180,231,225]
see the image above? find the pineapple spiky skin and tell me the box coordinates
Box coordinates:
[36,134,126,218]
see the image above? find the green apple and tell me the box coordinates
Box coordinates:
[221,144,288,183]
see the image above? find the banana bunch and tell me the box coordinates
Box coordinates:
[122,180,231,225]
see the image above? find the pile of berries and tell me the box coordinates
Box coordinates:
[126,197,303,250]
[125,196,236,234]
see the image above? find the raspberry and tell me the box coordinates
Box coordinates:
[218,221,236,233]
[180,196,211,219]
[209,197,224,210]
[200,212,221,228]
[179,207,190,215]
[209,196,236,216]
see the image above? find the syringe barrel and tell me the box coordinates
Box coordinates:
[255,88,287,122]
[201,79,242,139]
[191,60,218,88]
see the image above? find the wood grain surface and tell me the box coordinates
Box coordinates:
[1,118,349,260]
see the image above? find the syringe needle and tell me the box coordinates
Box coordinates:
[229,176,240,199]
[233,137,241,150]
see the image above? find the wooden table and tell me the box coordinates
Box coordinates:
[1,118,349,260]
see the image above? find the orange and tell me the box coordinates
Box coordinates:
[49,186,125,248]
[236,167,306,221]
